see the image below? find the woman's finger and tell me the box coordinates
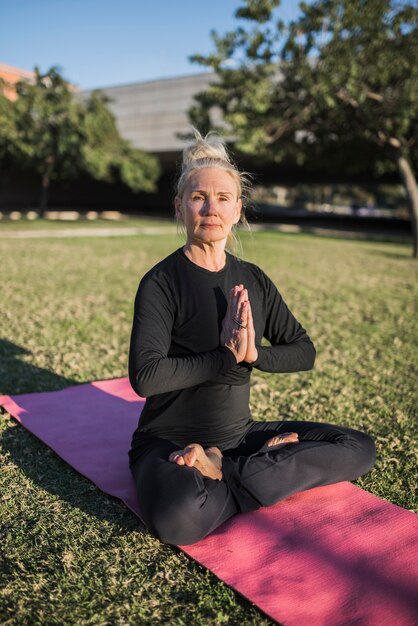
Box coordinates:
[228,286,235,311]
[230,286,239,315]
[247,299,254,331]
[236,288,248,314]
[244,299,258,363]
[238,300,249,327]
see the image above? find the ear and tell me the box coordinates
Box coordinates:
[233,198,242,225]
[174,196,183,220]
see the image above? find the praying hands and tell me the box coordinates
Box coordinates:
[221,284,258,364]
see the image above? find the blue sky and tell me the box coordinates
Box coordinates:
[1,0,305,90]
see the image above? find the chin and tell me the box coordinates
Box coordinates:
[195,228,226,243]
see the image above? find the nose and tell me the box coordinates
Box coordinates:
[202,195,217,215]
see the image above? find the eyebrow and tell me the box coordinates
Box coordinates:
[191,189,234,196]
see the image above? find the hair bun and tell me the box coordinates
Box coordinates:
[182,128,232,166]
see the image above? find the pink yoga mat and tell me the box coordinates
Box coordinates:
[1,377,417,626]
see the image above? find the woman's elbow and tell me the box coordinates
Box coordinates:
[129,369,149,398]
[309,343,316,369]
[129,355,165,397]
[303,342,316,370]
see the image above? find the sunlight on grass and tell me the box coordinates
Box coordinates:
[1,226,416,624]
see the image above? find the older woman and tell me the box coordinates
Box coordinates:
[128,131,375,545]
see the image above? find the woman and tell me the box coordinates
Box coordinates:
[128,131,375,546]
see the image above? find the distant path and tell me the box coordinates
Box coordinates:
[0,223,410,243]
[0,226,176,239]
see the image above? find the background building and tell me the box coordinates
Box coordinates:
[80,72,215,166]
[0,63,34,101]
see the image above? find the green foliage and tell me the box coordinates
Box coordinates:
[4,67,85,182]
[0,68,160,208]
[190,0,418,174]
[0,85,18,162]
[82,91,160,193]
[82,91,121,180]
[190,0,418,257]
[117,140,160,193]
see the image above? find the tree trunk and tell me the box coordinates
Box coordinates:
[39,157,55,217]
[396,154,418,259]
[40,176,49,216]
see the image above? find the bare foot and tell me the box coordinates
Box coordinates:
[268,432,299,447]
[169,444,223,480]
[258,432,299,454]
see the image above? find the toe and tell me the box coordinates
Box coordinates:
[169,451,186,465]
[183,446,197,467]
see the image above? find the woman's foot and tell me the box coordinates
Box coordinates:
[169,444,223,480]
[258,432,299,454]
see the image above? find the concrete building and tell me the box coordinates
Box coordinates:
[80,72,216,155]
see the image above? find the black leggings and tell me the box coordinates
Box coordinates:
[131,420,375,545]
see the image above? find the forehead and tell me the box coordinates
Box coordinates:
[187,167,238,194]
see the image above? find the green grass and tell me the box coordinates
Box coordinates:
[1,225,417,625]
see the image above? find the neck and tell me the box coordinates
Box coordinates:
[183,240,227,271]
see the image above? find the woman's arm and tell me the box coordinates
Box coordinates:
[129,274,237,397]
[249,272,316,373]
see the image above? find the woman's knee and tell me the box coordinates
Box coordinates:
[132,453,210,544]
[143,491,208,545]
[315,423,376,470]
[342,428,376,476]
[354,430,376,473]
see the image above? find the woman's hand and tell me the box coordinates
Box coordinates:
[221,285,248,362]
[221,285,258,364]
[244,300,258,364]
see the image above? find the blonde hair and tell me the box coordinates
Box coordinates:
[175,129,251,253]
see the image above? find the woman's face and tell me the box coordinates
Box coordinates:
[175,167,242,246]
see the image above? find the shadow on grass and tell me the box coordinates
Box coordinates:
[0,338,79,395]
[366,249,412,260]
[0,337,145,533]
[0,348,274,625]
[0,339,280,624]
[1,419,147,534]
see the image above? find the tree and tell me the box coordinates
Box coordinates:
[0,68,160,213]
[82,91,160,193]
[7,67,86,213]
[0,85,17,165]
[190,0,418,257]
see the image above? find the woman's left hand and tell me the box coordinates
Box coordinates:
[244,299,258,364]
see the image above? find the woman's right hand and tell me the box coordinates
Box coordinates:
[221,285,249,362]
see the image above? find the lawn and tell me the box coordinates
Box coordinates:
[1,223,417,625]
[0,215,176,231]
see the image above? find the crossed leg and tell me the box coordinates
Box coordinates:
[131,421,375,545]
[168,432,300,480]
[221,420,376,512]
[131,436,239,545]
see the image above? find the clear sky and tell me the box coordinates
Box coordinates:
[1,0,305,91]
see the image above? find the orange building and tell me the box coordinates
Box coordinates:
[0,63,34,101]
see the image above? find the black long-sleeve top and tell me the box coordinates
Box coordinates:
[128,248,315,462]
